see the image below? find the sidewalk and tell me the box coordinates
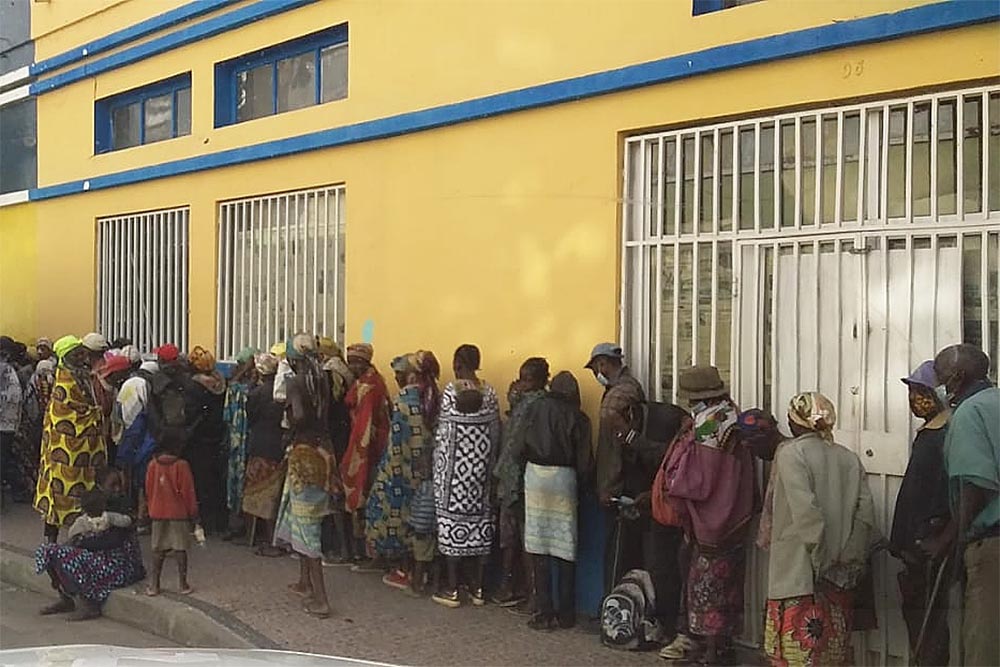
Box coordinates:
[0,504,683,666]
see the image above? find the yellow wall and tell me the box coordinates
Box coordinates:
[20,23,1000,413]
[0,203,39,341]
[33,0,953,187]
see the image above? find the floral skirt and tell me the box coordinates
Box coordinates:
[687,544,745,637]
[35,536,145,604]
[764,588,854,667]
[242,457,285,521]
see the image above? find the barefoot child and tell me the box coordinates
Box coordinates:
[145,428,200,596]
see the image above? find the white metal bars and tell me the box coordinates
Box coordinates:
[96,207,190,351]
[216,185,346,360]
[624,84,1000,245]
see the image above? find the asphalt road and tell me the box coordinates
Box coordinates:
[0,584,179,651]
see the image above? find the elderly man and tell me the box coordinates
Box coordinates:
[933,344,998,667]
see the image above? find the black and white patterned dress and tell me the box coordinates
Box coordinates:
[433,381,500,557]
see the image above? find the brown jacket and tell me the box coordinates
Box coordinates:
[595,367,645,500]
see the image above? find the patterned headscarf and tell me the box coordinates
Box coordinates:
[317,337,341,360]
[286,333,316,361]
[788,392,837,441]
[346,343,374,363]
[189,346,216,373]
[738,408,777,435]
[255,352,279,376]
[36,337,53,351]
[393,350,441,426]
[53,335,82,361]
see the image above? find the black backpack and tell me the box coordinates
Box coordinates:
[148,372,187,438]
[624,402,688,483]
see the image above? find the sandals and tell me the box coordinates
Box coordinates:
[302,600,331,619]
[660,633,698,661]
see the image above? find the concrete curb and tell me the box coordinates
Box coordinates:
[0,544,277,649]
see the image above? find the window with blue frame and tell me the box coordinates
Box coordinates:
[692,0,762,15]
[214,24,348,128]
[95,73,191,153]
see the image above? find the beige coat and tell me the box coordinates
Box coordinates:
[767,432,876,600]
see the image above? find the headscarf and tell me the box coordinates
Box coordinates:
[323,355,355,402]
[100,354,132,378]
[35,358,56,374]
[119,345,141,365]
[317,336,341,360]
[236,347,257,365]
[737,408,777,435]
[346,343,374,363]
[53,335,82,361]
[255,352,279,375]
[392,350,441,426]
[788,391,837,441]
[189,346,216,373]
[139,360,159,374]
[81,332,109,352]
[154,344,179,363]
[286,333,316,361]
[36,337,53,351]
[270,341,286,358]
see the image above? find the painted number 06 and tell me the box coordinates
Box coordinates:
[842,60,865,79]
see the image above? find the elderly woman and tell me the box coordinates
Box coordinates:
[365,350,440,591]
[763,392,875,667]
[661,365,755,666]
[432,344,501,609]
[273,334,342,619]
[223,347,257,540]
[185,346,227,534]
[243,353,287,556]
[34,336,109,543]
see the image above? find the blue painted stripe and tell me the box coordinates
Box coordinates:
[29,0,317,96]
[30,0,239,77]
[29,0,999,201]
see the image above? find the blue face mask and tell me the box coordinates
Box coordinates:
[596,372,610,387]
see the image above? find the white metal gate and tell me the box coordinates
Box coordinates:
[96,207,189,351]
[622,83,1000,665]
[216,185,346,359]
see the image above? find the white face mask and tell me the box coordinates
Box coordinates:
[596,372,610,387]
[934,384,950,405]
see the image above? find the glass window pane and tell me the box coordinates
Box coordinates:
[277,51,317,113]
[780,121,795,227]
[887,107,907,218]
[719,130,733,232]
[681,135,695,234]
[801,118,816,225]
[647,140,660,237]
[176,87,191,136]
[677,244,694,367]
[237,64,274,122]
[842,113,860,222]
[912,103,931,217]
[700,134,714,233]
[660,246,675,398]
[963,96,983,214]
[112,102,141,150]
[697,242,713,366]
[938,99,957,215]
[760,124,775,229]
[738,127,755,229]
[321,44,348,103]
[990,94,999,212]
[716,241,733,388]
[663,139,676,236]
[821,115,838,222]
[962,233,982,347]
[143,92,173,144]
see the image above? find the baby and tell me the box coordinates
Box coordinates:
[68,489,133,544]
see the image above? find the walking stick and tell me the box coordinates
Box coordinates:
[913,554,950,659]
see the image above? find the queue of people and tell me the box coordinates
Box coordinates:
[0,330,996,667]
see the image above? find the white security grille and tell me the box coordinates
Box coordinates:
[217,185,345,359]
[96,207,190,351]
[623,84,1000,401]
[623,84,1000,665]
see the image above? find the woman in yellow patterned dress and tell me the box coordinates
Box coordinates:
[34,335,109,543]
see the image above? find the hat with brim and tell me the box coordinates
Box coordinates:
[901,360,938,390]
[678,365,728,400]
[584,342,624,369]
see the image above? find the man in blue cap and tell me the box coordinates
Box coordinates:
[889,360,951,666]
[585,342,646,593]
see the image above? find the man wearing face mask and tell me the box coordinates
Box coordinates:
[585,343,646,593]
[932,344,998,667]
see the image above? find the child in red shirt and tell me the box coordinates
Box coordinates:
[145,429,201,596]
